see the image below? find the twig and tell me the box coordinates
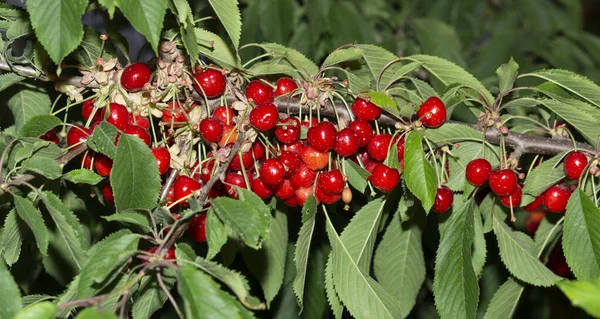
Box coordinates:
[156,271,184,318]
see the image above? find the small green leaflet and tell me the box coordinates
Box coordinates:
[522,152,567,199]
[21,156,62,179]
[293,195,317,311]
[131,268,177,319]
[195,28,242,70]
[207,0,241,50]
[63,169,103,185]
[1,210,23,265]
[557,278,600,318]
[404,130,437,212]
[496,58,519,92]
[7,83,51,131]
[206,209,227,260]
[19,115,61,138]
[87,121,118,159]
[13,195,49,255]
[0,72,24,92]
[117,0,167,54]
[102,211,153,234]
[322,46,363,67]
[365,91,400,117]
[343,159,369,193]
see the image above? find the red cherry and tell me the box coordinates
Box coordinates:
[290,164,317,188]
[145,246,176,262]
[395,136,405,162]
[307,122,337,152]
[188,214,207,242]
[275,77,298,97]
[417,97,446,128]
[274,117,300,144]
[152,147,170,175]
[348,120,373,148]
[278,150,302,178]
[543,185,571,213]
[369,163,400,193]
[194,68,226,98]
[283,141,304,154]
[218,125,238,147]
[499,186,523,208]
[252,141,266,161]
[82,99,103,122]
[94,153,113,177]
[162,101,189,126]
[121,62,152,92]
[365,161,380,174]
[432,186,453,213]
[351,97,381,121]
[249,103,279,131]
[295,187,314,206]
[284,196,300,207]
[200,158,217,183]
[40,130,59,144]
[199,117,223,143]
[489,169,518,196]
[128,113,150,130]
[301,146,329,171]
[250,176,273,199]
[173,175,201,206]
[80,151,94,169]
[67,125,91,147]
[213,106,235,125]
[229,150,253,171]
[274,179,295,200]
[102,184,114,204]
[301,118,318,129]
[334,128,359,157]
[260,158,286,187]
[123,125,151,146]
[246,80,274,105]
[317,170,345,195]
[224,173,248,198]
[466,158,492,187]
[524,195,543,212]
[367,133,392,162]
[315,187,342,204]
[563,151,588,180]
[106,103,129,131]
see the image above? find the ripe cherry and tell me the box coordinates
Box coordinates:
[128,113,150,130]
[283,140,304,154]
[82,99,103,122]
[417,96,446,128]
[290,164,317,188]
[395,136,405,162]
[81,151,94,169]
[432,186,453,213]
[199,117,223,143]
[466,158,492,187]
[317,169,345,195]
[162,101,189,126]
[40,130,59,144]
[367,133,392,162]
[67,125,91,147]
[274,117,301,144]
[123,125,151,146]
[315,187,342,204]
[284,196,300,207]
[102,184,114,204]
[348,119,373,147]
[295,187,314,206]
[260,158,286,187]
[152,147,170,175]
[194,68,226,98]
[145,247,176,261]
[224,173,247,198]
[218,125,238,148]
[563,151,588,180]
[301,118,318,129]
[489,169,518,196]
[229,150,253,171]
[275,77,298,97]
[301,146,329,171]
[499,186,523,208]
[274,179,295,200]
[307,122,337,152]
[278,150,301,177]
[365,161,380,174]
[188,214,207,242]
[252,141,266,160]
[369,163,400,193]
[249,103,279,131]
[334,128,359,157]
[200,158,217,183]
[251,176,273,199]
[351,97,381,121]
[173,175,201,206]
[94,153,113,177]
[106,103,129,130]
[121,62,152,92]
[213,106,235,125]
[246,80,274,105]
[543,185,571,213]
[524,195,543,212]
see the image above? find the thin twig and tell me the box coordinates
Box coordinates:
[157,271,184,318]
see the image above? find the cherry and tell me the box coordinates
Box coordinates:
[199,117,223,143]
[40,130,59,144]
[274,117,301,144]
[249,103,279,131]
[488,169,518,196]
[152,147,170,175]
[145,247,176,261]
[307,122,337,152]
[229,150,253,171]
[365,161,380,174]
[82,99,103,122]
[193,68,226,98]
[188,214,207,242]
[105,103,129,131]
[432,186,453,213]
[395,136,405,162]
[250,176,273,199]
[252,141,266,160]
[162,101,189,126]
[274,179,295,200]
[121,62,152,92]
[278,151,301,177]
[524,195,543,212]
[301,118,318,129]
[525,210,546,235]
[317,169,345,195]
[224,173,247,198]
[499,186,522,208]
[315,187,342,204]
[128,113,150,130]
[81,151,94,169]
[295,187,314,206]
[94,153,113,177]
[218,125,238,147]
[213,106,235,125]
[283,140,304,154]
[301,146,329,171]
[351,97,381,121]
[284,196,300,207]
[200,158,217,183]
[417,96,446,128]
[260,158,286,187]
[348,119,373,147]
[173,175,201,206]
[275,77,298,97]
[563,151,588,180]
[334,128,359,157]
[342,187,352,205]
[290,164,317,188]
[466,158,492,187]
[543,185,571,213]
[102,184,114,204]
[367,133,392,162]
[123,125,151,146]
[67,125,91,147]
[246,80,274,105]
[369,163,400,193]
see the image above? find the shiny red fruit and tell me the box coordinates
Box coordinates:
[307,122,337,152]
[274,179,295,200]
[145,246,176,261]
[367,133,392,162]
[499,186,522,208]
[543,185,571,213]
[369,163,400,193]
[489,169,518,196]
[123,125,151,146]
[260,158,286,187]
[199,117,223,143]
[40,130,59,144]
[252,141,266,160]
[334,128,359,157]
[106,103,129,130]
[395,136,405,162]
[194,68,226,98]
[278,151,301,177]
[152,147,170,175]
[213,106,235,125]
[94,153,113,177]
[524,195,543,212]
[466,158,492,187]
[82,99,103,122]
[246,80,274,105]
[351,97,381,121]
[251,176,273,199]
[200,158,217,183]
[274,117,300,144]
[295,187,314,206]
[102,183,114,204]
[224,173,247,198]
[229,150,253,171]
[290,164,317,188]
[315,187,342,204]
[563,151,588,180]
[317,169,345,195]
[67,125,91,147]
[417,96,446,128]
[301,118,318,129]
[188,214,207,242]
[162,101,189,126]
[275,77,298,97]
[283,141,304,154]
[348,119,373,147]
[432,186,453,213]
[81,151,94,169]
[301,146,329,171]
[121,62,152,92]
[249,103,279,131]
[173,175,201,206]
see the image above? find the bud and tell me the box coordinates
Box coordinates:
[499,125,509,135]
[100,33,109,41]
[342,187,352,204]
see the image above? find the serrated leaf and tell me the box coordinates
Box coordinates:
[425,123,483,144]
[537,98,600,144]
[493,216,561,286]
[206,209,227,260]
[7,84,51,131]
[21,156,62,179]
[110,134,161,213]
[343,159,369,193]
[73,27,116,67]
[181,16,199,61]
[18,115,61,138]
[302,246,326,319]
[0,73,24,92]
[472,206,487,277]
[208,0,241,50]
[323,47,362,67]
[522,152,567,198]
[14,195,49,255]
[21,294,53,307]
[324,253,343,318]
[131,268,176,319]
[259,43,319,78]
[563,189,600,280]
[63,169,103,185]
[1,210,23,265]
[534,217,564,256]
[434,198,479,319]
[365,91,399,117]
[246,60,299,77]
[87,121,118,159]
[408,77,437,101]
[97,0,115,18]
[117,0,167,54]
[13,301,56,319]
[195,28,242,69]
[557,278,600,318]
[356,44,400,90]
[413,18,465,67]
[483,277,526,319]
[496,58,519,92]
[387,62,423,85]
[103,211,152,233]
[404,130,437,212]
[343,66,371,94]
[26,0,86,64]
[524,69,600,109]
[0,260,22,318]
[293,195,317,311]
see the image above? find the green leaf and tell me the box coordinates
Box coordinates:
[365,91,399,117]
[483,278,526,319]
[74,27,116,67]
[323,207,403,319]
[97,0,115,18]
[404,130,437,212]
[557,278,600,318]
[496,58,519,92]
[522,152,567,198]
[21,156,62,179]
[472,206,487,277]
[343,159,369,193]
[563,189,600,280]
[14,195,49,255]
[1,210,23,265]
[537,98,600,144]
[323,47,363,67]
[259,43,319,78]
[0,73,24,92]
[425,123,483,143]
[493,216,561,286]
[534,217,564,256]
[374,201,425,317]
[87,121,118,159]
[324,253,343,318]
[75,307,118,319]
[388,62,423,84]
[293,195,317,311]
[246,60,299,77]
[110,134,161,213]
[523,69,600,109]
[207,0,241,50]
[131,268,176,319]
[26,0,86,64]
[242,204,287,307]
[344,67,371,95]
[408,77,437,101]
[196,28,242,70]
[181,17,199,61]
[13,301,56,319]
[211,189,272,249]
[63,169,103,185]
[413,18,465,67]
[206,209,227,260]
[18,115,61,138]
[117,0,167,54]
[0,260,22,318]
[103,211,152,234]
[445,142,500,193]
[7,84,51,131]
[434,198,479,319]
[356,44,400,90]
